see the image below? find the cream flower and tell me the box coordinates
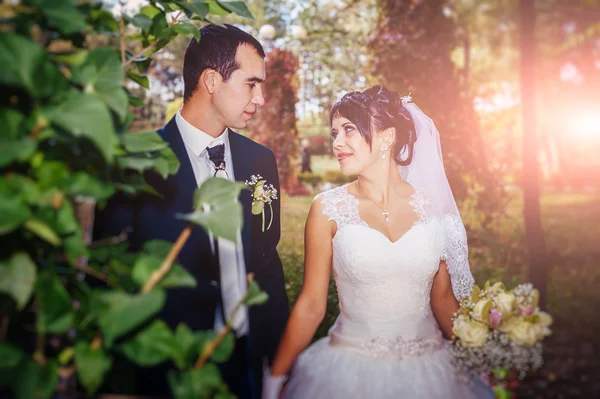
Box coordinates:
[453,317,490,348]
[495,291,516,316]
[472,298,493,323]
[499,317,539,346]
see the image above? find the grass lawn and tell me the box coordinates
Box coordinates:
[277,189,600,397]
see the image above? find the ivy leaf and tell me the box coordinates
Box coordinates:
[43,92,119,162]
[171,324,201,369]
[74,341,112,394]
[168,364,225,399]
[216,1,254,19]
[36,271,74,334]
[0,252,37,310]
[179,201,242,242]
[132,255,196,290]
[122,131,169,153]
[120,320,175,366]
[94,290,166,345]
[11,358,59,399]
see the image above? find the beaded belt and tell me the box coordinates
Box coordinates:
[329,334,445,360]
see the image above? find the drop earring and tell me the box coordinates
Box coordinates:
[381,144,389,160]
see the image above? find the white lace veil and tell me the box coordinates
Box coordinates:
[398,96,475,300]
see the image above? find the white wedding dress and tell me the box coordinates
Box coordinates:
[283,185,493,399]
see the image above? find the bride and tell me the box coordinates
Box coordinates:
[262,85,493,398]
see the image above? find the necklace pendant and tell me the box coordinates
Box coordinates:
[382,210,391,223]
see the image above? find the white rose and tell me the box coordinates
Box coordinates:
[495,291,516,316]
[453,318,490,348]
[501,318,539,346]
[472,298,493,323]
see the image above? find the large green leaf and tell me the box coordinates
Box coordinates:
[168,364,226,399]
[245,279,269,306]
[179,201,243,242]
[209,331,234,363]
[120,320,175,366]
[0,252,37,310]
[0,32,68,98]
[11,358,59,399]
[117,156,157,173]
[192,177,246,209]
[0,195,31,234]
[0,138,37,167]
[179,1,210,20]
[0,174,40,205]
[127,71,150,89]
[35,161,70,190]
[43,92,119,162]
[74,341,112,394]
[71,47,127,119]
[216,1,254,19]
[122,131,169,153]
[94,290,165,345]
[171,324,202,369]
[127,14,154,31]
[0,341,24,368]
[29,0,88,34]
[132,255,196,290]
[0,107,27,140]
[36,271,74,333]
[172,23,201,40]
[62,172,115,201]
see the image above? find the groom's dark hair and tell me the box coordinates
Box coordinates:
[183,24,265,102]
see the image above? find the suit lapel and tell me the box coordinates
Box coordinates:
[159,117,220,275]
[229,130,253,268]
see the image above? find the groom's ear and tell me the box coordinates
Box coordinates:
[202,69,221,94]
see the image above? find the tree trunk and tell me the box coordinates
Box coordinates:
[520,0,548,307]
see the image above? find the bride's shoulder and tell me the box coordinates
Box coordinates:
[314,183,353,204]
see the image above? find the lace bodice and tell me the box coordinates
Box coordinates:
[316,184,465,359]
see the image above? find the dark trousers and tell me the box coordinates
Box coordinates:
[219,335,257,399]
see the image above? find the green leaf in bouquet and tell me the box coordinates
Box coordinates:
[43,92,119,162]
[74,341,112,394]
[132,254,196,289]
[94,289,166,345]
[0,32,68,98]
[172,22,201,40]
[471,285,481,303]
[36,271,74,333]
[11,358,59,399]
[168,364,226,399]
[122,131,169,153]
[0,252,37,310]
[120,320,175,366]
[0,195,31,234]
[0,138,37,167]
[245,278,269,306]
[0,341,25,368]
[210,331,235,363]
[62,172,116,201]
[31,0,88,35]
[217,1,254,19]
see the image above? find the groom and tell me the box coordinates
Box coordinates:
[94,24,289,398]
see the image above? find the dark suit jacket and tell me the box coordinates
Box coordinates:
[94,116,289,396]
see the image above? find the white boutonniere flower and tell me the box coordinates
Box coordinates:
[245,174,278,232]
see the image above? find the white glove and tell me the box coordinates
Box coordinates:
[262,370,288,399]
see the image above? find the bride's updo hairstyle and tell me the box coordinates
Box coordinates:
[329,85,416,166]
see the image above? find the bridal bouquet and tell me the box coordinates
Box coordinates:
[451,281,553,397]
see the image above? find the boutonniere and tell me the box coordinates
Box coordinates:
[245,174,278,232]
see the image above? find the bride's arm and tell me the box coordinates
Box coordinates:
[430,260,459,339]
[270,197,334,376]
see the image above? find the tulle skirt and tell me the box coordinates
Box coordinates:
[283,337,494,399]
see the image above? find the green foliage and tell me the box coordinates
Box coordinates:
[322,170,354,185]
[0,1,267,397]
[298,172,323,189]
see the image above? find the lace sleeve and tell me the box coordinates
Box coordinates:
[441,215,475,300]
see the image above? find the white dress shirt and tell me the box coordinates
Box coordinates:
[175,110,249,336]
